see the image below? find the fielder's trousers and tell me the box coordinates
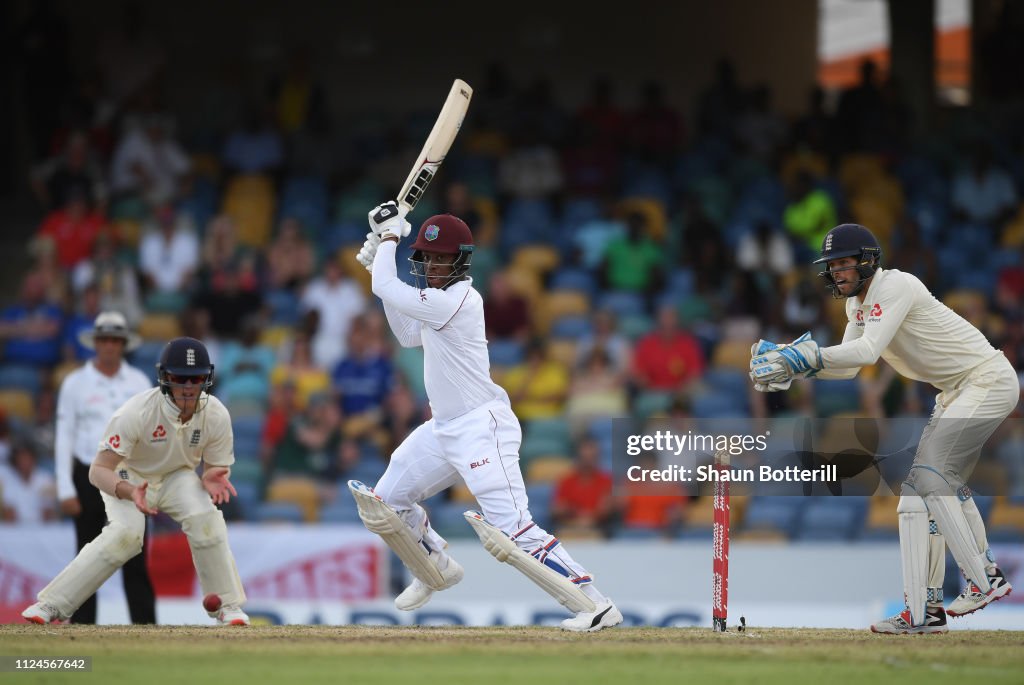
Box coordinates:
[71,458,156,624]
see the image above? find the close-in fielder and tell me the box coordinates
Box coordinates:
[750,223,1016,634]
[349,202,622,632]
[23,337,249,626]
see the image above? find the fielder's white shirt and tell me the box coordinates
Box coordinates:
[55,361,152,501]
[821,268,1001,391]
[371,241,509,421]
[99,388,235,480]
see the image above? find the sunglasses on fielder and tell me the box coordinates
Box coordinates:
[167,373,209,385]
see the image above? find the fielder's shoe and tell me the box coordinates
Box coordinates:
[21,602,65,625]
[560,600,624,632]
[870,607,947,635]
[216,606,250,626]
[395,558,465,611]
[947,567,1013,617]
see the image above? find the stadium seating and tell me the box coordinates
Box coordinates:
[252,501,305,524]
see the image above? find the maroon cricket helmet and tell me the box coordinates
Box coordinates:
[408,214,475,289]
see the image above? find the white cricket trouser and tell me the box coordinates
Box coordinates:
[375,400,593,583]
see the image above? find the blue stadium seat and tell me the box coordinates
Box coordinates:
[129,341,165,375]
[703,368,749,397]
[742,497,804,538]
[489,339,525,367]
[526,482,556,527]
[549,316,592,339]
[794,498,867,541]
[253,502,304,523]
[814,378,861,416]
[692,391,748,419]
[561,197,603,230]
[0,364,42,394]
[596,291,646,319]
[265,288,302,326]
[550,268,598,298]
[319,499,363,524]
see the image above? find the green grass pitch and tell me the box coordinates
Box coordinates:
[2,625,1022,685]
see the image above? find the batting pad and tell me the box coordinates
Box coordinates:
[464,511,597,614]
[348,480,453,591]
[181,509,247,607]
[897,495,930,624]
[926,494,992,593]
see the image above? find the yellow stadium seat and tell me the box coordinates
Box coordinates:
[555,525,605,541]
[138,313,182,341]
[338,243,372,294]
[838,154,885,194]
[989,497,1024,531]
[449,483,476,503]
[472,197,500,246]
[267,477,320,523]
[260,325,292,349]
[502,267,543,306]
[865,495,899,532]
[113,218,142,248]
[526,456,574,483]
[548,339,578,367]
[535,290,591,335]
[617,197,668,241]
[222,174,275,248]
[511,244,561,275]
[0,389,34,421]
[711,340,754,372]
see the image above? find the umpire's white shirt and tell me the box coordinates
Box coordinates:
[821,268,1002,391]
[371,241,509,421]
[55,361,152,501]
[99,388,235,481]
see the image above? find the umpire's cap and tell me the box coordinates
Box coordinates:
[78,311,141,351]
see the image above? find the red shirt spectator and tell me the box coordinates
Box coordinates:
[632,305,705,390]
[36,194,104,269]
[552,438,613,531]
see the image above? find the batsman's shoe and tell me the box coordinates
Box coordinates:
[870,607,947,635]
[395,559,465,611]
[21,602,65,625]
[216,606,250,626]
[560,600,624,633]
[947,568,1013,617]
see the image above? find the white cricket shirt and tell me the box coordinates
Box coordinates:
[371,241,510,421]
[821,268,1002,391]
[55,360,152,500]
[99,388,234,480]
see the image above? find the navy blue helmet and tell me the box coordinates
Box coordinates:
[813,223,881,298]
[157,337,215,397]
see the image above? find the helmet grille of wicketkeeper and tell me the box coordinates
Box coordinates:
[813,223,882,299]
[157,336,215,400]
[408,214,474,290]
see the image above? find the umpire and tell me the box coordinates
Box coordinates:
[55,311,156,623]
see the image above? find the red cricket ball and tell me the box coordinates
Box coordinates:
[203,593,222,613]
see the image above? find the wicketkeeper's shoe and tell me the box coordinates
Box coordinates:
[395,558,465,611]
[870,606,947,635]
[21,602,65,625]
[947,567,1013,618]
[216,606,250,626]
[559,600,623,632]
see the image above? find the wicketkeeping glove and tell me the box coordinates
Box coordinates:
[749,331,822,390]
[367,201,412,239]
[355,232,382,272]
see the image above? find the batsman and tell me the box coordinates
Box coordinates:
[750,223,1016,635]
[349,203,622,632]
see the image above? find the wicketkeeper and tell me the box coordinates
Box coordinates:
[750,223,1016,635]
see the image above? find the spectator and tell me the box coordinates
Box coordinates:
[497,128,564,200]
[0,409,11,466]
[72,231,144,326]
[300,252,366,371]
[598,211,665,298]
[331,313,394,421]
[616,451,687,536]
[270,329,331,410]
[380,377,425,456]
[192,215,262,339]
[217,316,277,407]
[138,203,200,295]
[222,104,285,177]
[835,58,885,153]
[109,114,190,205]
[35,188,105,270]
[734,85,787,162]
[627,81,683,168]
[736,222,795,277]
[265,217,317,292]
[783,171,837,257]
[575,309,632,374]
[62,283,104,362]
[30,130,107,211]
[0,272,64,369]
[551,437,614,535]
[269,47,328,137]
[951,144,1018,233]
[500,338,570,421]
[565,347,628,435]
[631,305,705,392]
[483,271,531,342]
[261,391,341,490]
[0,441,56,523]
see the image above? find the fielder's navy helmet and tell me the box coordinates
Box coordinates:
[157,337,215,396]
[813,223,882,298]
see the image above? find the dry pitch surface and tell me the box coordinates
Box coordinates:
[2,624,1022,684]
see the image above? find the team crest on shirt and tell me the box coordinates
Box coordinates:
[190,429,201,446]
[424,224,440,241]
[109,434,120,448]
[118,469,128,480]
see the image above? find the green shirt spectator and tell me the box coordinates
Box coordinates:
[600,213,665,293]
[783,172,837,252]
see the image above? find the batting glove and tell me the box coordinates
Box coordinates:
[749,332,822,389]
[368,201,411,239]
[356,232,382,272]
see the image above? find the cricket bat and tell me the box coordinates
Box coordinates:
[396,78,473,215]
